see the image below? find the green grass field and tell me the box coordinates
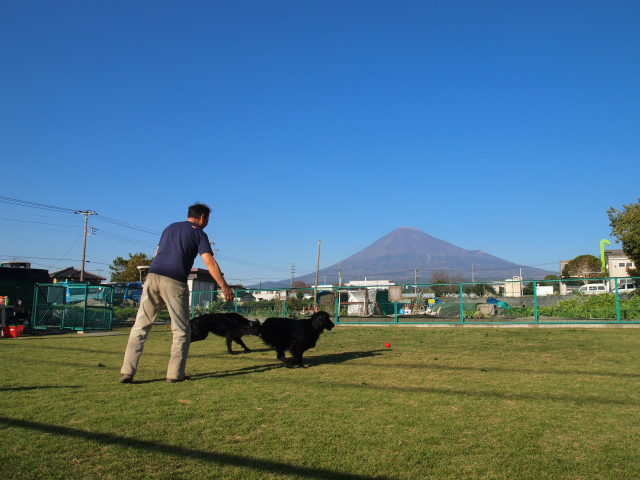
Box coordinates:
[1,325,639,479]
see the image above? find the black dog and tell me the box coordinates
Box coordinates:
[190,312,260,354]
[259,311,334,368]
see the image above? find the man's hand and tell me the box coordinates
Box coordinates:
[201,253,235,302]
[221,284,234,302]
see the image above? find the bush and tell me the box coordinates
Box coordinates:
[508,294,640,320]
[193,298,284,318]
[113,306,170,322]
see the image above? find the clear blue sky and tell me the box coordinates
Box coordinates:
[1,0,638,285]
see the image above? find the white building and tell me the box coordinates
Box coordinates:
[252,290,280,301]
[604,249,636,278]
[503,276,523,297]
[344,279,395,290]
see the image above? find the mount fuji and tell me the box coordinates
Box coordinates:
[264,227,556,287]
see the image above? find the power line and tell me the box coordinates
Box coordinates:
[50,234,84,269]
[0,196,159,237]
[0,255,112,266]
[214,253,303,272]
[0,217,83,228]
[93,230,158,249]
[0,196,78,213]
[93,215,161,236]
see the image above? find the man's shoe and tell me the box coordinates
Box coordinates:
[166,376,190,383]
[119,374,133,383]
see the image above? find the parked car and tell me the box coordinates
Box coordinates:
[110,282,143,302]
[617,282,636,293]
[578,283,608,295]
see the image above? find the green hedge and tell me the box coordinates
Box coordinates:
[509,293,640,320]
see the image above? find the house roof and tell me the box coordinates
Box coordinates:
[605,249,628,259]
[187,268,221,284]
[50,266,106,281]
[0,266,51,284]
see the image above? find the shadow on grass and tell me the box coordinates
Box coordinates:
[304,350,386,367]
[325,381,640,407]
[194,363,284,379]
[189,346,274,357]
[126,364,284,384]
[0,385,83,392]
[393,362,640,378]
[173,350,387,381]
[10,344,127,356]
[0,415,392,480]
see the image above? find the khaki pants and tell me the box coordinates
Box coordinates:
[121,273,191,380]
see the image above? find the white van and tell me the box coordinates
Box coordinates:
[578,284,608,295]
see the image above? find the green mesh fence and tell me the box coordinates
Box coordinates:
[161,276,640,325]
[333,277,639,324]
[0,282,37,329]
[187,277,638,325]
[32,283,114,332]
[190,288,288,318]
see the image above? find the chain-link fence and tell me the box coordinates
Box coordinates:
[190,288,288,318]
[0,282,37,330]
[5,276,636,334]
[333,276,640,324]
[31,283,114,332]
[191,276,639,324]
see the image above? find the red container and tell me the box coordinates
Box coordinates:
[0,326,23,338]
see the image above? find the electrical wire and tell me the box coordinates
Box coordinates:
[93,215,161,235]
[1,196,562,284]
[92,230,158,249]
[0,196,78,213]
[50,234,84,269]
[0,216,83,229]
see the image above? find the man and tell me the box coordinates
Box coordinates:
[120,203,234,383]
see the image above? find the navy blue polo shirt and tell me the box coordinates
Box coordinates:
[148,221,214,283]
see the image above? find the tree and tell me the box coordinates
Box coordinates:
[430,270,465,297]
[608,198,640,276]
[109,253,153,282]
[561,255,602,282]
[540,274,560,293]
[462,283,497,297]
[523,282,535,296]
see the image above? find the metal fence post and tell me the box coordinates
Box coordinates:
[614,278,621,323]
[533,280,539,323]
[234,291,238,313]
[394,301,398,323]
[60,287,66,330]
[32,283,40,331]
[107,285,114,329]
[82,283,88,331]
[460,283,465,323]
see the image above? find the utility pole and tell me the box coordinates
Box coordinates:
[414,269,419,294]
[337,261,342,315]
[315,239,321,304]
[291,263,295,287]
[76,210,96,282]
[472,264,476,283]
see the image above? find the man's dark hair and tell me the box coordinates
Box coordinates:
[188,203,211,219]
